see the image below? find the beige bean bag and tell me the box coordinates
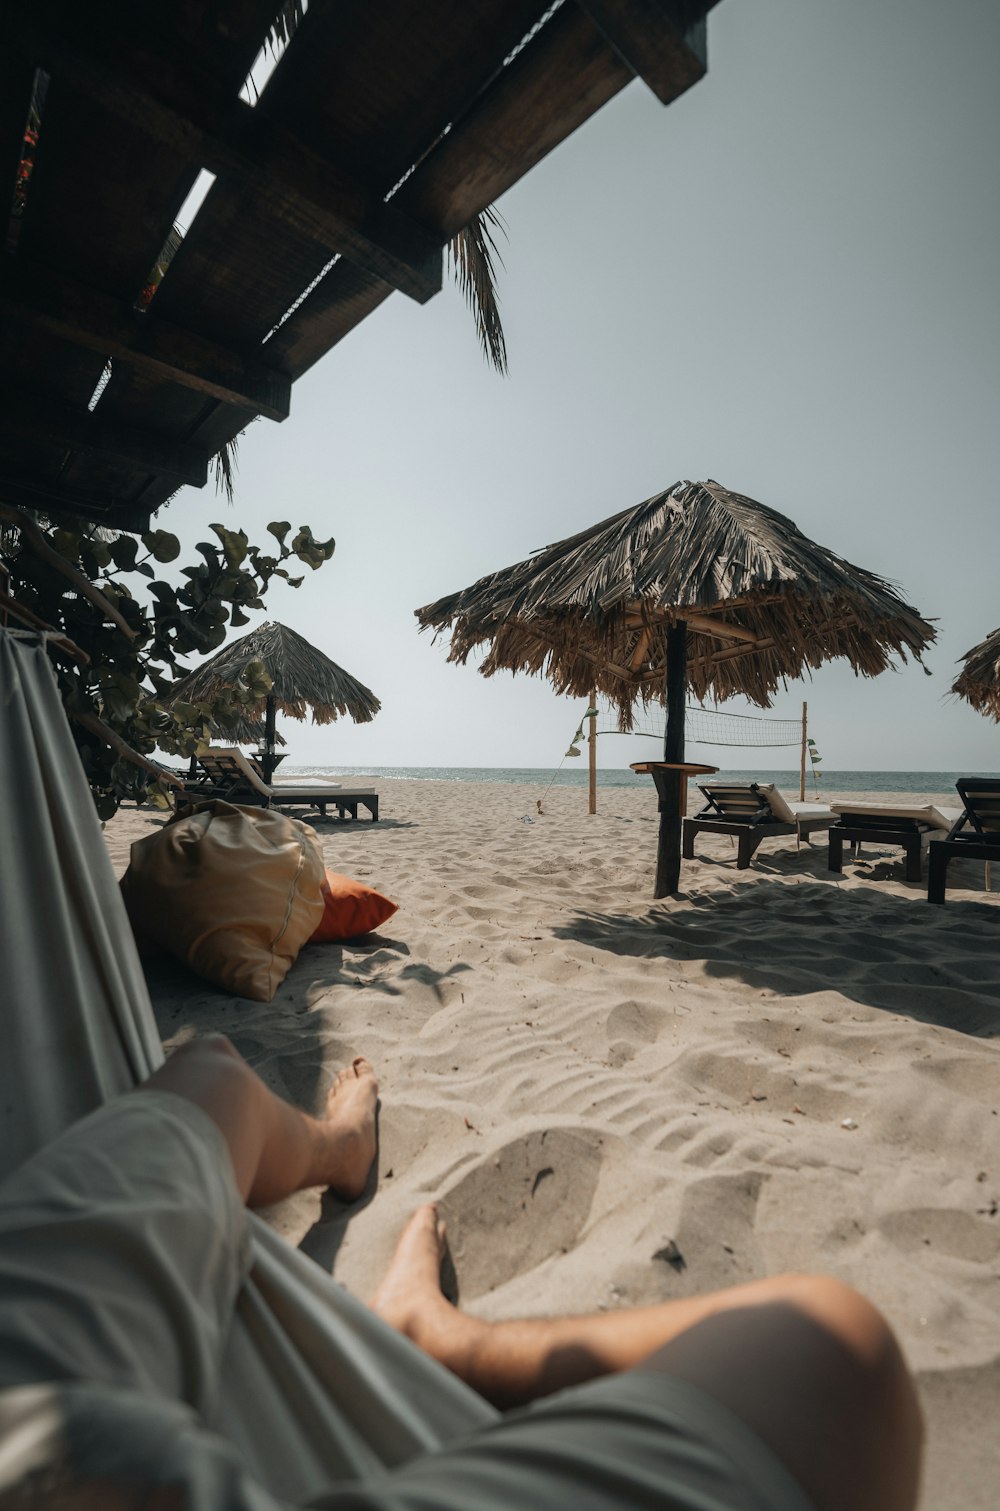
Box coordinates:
[120,800,326,1001]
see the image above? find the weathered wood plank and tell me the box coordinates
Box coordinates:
[15,11,443,302]
[0,394,208,486]
[0,264,291,420]
[13,0,276,296]
[575,0,708,105]
[394,4,634,236]
[1,53,38,254]
[0,476,151,534]
[260,0,546,190]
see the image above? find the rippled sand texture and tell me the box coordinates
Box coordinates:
[103,779,1000,1510]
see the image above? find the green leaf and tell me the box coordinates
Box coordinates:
[230,606,249,627]
[51,528,83,561]
[290,526,336,570]
[211,524,249,570]
[142,529,181,563]
[267,521,291,544]
[108,537,138,570]
[81,540,112,574]
[99,684,137,722]
[244,659,273,697]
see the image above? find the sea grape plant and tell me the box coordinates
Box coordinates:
[0,508,334,818]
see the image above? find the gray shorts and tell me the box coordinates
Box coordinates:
[0,1094,814,1511]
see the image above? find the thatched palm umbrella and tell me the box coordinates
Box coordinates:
[416,479,935,895]
[953,627,1000,722]
[168,620,380,781]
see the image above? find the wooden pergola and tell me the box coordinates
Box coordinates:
[2,1,720,534]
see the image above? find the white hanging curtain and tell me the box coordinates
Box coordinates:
[0,631,496,1503]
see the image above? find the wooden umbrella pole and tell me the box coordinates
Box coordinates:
[800,700,807,800]
[588,689,597,815]
[263,694,277,785]
[654,619,687,898]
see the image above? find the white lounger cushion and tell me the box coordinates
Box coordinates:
[755,784,834,824]
[829,802,961,832]
[274,787,376,798]
[211,749,378,797]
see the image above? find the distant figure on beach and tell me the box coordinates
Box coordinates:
[0,1036,922,1509]
[536,798,543,815]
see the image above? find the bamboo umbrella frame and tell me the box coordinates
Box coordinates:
[953,627,1000,722]
[416,480,935,896]
[167,621,380,781]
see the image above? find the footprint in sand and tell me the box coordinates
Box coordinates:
[913,1056,1000,1106]
[879,1207,1000,1265]
[666,1170,769,1291]
[606,1000,670,1046]
[438,1127,602,1300]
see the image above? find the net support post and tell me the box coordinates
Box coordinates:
[655,620,687,898]
[588,690,597,815]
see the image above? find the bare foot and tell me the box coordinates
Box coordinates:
[371,1206,509,1404]
[370,1204,459,1343]
[322,1057,379,1200]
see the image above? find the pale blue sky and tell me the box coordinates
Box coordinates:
[160,0,1000,772]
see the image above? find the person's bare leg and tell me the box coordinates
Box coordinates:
[137,1035,378,1206]
[371,1205,922,1511]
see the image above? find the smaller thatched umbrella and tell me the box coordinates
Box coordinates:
[953,627,1000,722]
[168,621,380,781]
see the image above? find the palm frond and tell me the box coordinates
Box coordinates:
[953,626,1000,721]
[448,207,508,375]
[211,438,239,503]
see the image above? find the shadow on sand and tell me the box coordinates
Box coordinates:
[553,869,1000,1039]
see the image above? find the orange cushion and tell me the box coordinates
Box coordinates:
[310,869,398,942]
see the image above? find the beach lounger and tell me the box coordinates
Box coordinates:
[927,778,1000,903]
[194,746,379,821]
[682,782,834,869]
[827,802,960,884]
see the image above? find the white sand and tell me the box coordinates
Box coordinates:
[103,779,1000,1509]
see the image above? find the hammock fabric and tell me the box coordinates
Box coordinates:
[0,631,496,1502]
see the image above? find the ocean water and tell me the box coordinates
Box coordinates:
[282,766,997,794]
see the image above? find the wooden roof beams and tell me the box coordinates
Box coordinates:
[1,1,721,530]
[14,12,444,305]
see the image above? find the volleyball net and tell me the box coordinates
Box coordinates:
[617,705,802,748]
[570,700,824,794]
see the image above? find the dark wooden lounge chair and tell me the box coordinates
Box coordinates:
[927,778,1000,903]
[827,802,958,884]
[683,783,833,869]
[190,747,379,821]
